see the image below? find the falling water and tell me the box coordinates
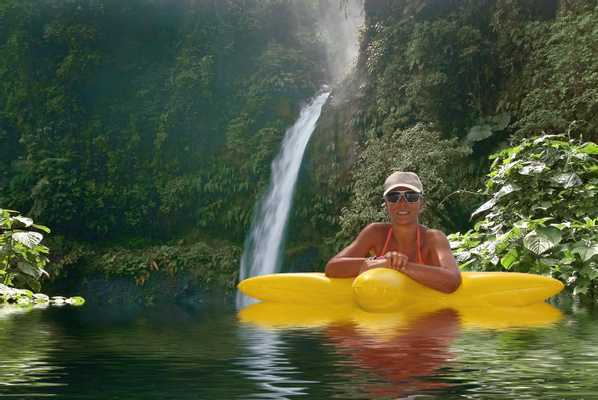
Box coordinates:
[237,91,330,306]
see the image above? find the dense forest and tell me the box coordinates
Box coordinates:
[1,0,596,302]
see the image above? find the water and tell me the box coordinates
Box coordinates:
[238,91,330,302]
[2,298,598,399]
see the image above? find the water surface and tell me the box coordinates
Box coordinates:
[1,298,597,399]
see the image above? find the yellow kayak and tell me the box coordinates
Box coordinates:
[237,268,564,313]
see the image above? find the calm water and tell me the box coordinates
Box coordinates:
[1,297,598,400]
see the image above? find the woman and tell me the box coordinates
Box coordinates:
[325,171,461,293]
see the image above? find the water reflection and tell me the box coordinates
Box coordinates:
[0,306,67,397]
[1,300,583,400]
[238,302,564,398]
[238,302,563,332]
[326,309,460,398]
[234,328,318,399]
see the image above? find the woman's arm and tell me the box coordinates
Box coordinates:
[325,224,381,278]
[399,230,461,293]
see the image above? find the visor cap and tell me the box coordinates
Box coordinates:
[383,171,423,196]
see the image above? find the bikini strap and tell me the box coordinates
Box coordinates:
[379,225,425,264]
[416,225,423,264]
[379,227,393,257]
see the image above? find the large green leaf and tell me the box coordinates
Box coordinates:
[471,197,497,218]
[523,227,562,255]
[500,248,519,269]
[572,244,598,262]
[495,183,521,199]
[13,216,33,227]
[17,262,41,279]
[12,232,43,248]
[551,173,582,188]
[519,162,546,175]
[32,224,51,233]
[471,184,520,218]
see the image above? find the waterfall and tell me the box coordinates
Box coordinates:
[237,91,330,306]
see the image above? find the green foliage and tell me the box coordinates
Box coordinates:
[0,209,50,292]
[95,241,242,290]
[449,134,598,296]
[361,1,499,138]
[493,4,598,140]
[337,123,473,246]
[0,0,325,243]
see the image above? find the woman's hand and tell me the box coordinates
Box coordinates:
[384,251,408,271]
[359,252,408,274]
[359,257,388,274]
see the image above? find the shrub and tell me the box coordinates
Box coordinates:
[0,209,50,292]
[95,241,242,290]
[449,134,598,296]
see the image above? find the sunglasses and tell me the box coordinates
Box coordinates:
[385,191,422,203]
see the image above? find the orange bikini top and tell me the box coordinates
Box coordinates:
[378,225,424,264]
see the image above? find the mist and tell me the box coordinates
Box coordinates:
[317,0,364,84]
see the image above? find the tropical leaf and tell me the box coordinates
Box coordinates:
[572,244,598,262]
[12,231,43,248]
[551,173,582,188]
[519,161,546,175]
[495,183,521,199]
[523,227,562,255]
[13,216,33,227]
[32,224,51,233]
[471,184,520,219]
[471,197,496,218]
[17,262,41,279]
[533,134,566,145]
[500,247,519,269]
[496,160,521,178]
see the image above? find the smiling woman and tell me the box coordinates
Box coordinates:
[324,171,462,294]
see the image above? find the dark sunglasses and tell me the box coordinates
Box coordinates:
[385,191,422,203]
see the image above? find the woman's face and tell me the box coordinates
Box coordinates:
[385,186,423,225]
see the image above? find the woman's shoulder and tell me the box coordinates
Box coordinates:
[363,222,391,233]
[358,223,389,240]
[421,226,449,242]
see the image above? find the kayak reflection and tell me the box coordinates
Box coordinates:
[238,301,563,332]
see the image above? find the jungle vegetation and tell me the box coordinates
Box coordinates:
[0,0,596,300]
